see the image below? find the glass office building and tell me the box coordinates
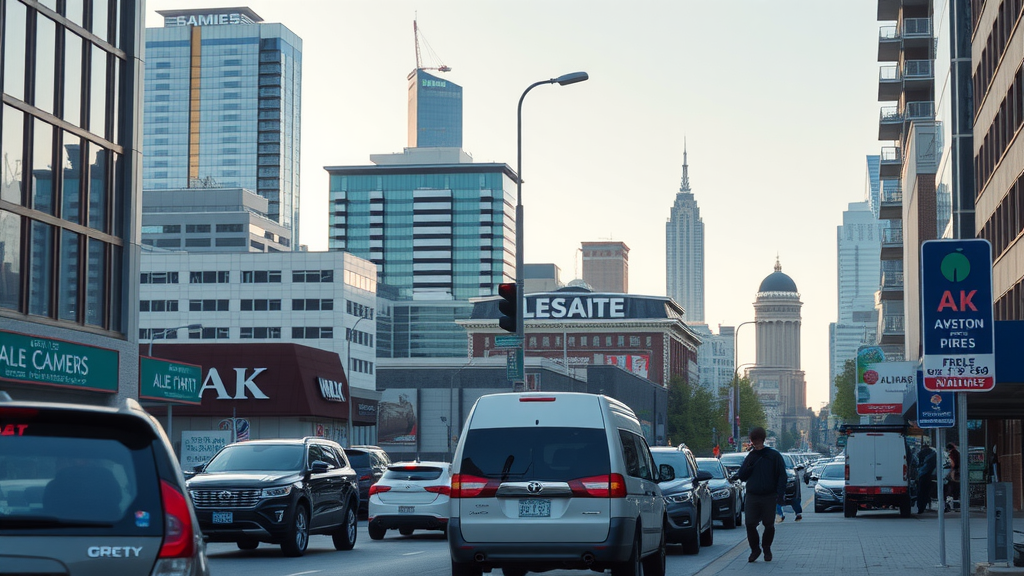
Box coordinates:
[143,8,302,245]
[407,69,462,148]
[1,0,145,405]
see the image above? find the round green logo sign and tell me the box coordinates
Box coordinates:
[940,249,971,282]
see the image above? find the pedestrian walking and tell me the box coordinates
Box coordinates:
[730,427,787,563]
[916,441,937,514]
[945,442,961,510]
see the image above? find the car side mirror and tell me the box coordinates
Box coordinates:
[193,463,205,473]
[310,460,330,474]
[696,470,713,482]
[658,464,675,482]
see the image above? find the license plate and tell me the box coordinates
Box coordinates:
[880,487,893,494]
[519,499,551,518]
[398,506,414,513]
[212,511,232,524]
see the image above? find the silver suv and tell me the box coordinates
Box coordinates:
[0,392,210,576]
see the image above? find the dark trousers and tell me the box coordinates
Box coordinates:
[917,474,935,512]
[745,492,777,552]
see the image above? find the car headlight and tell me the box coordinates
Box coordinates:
[814,484,831,495]
[665,491,693,504]
[711,488,732,499]
[261,485,293,498]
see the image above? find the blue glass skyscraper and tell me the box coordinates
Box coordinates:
[407,70,462,148]
[143,8,302,245]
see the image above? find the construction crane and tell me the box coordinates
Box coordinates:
[413,18,450,73]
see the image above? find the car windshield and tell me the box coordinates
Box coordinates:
[719,453,746,467]
[781,453,795,468]
[650,452,693,479]
[204,444,305,472]
[345,452,370,468]
[460,427,610,482]
[382,465,446,481]
[696,459,726,479]
[821,463,845,479]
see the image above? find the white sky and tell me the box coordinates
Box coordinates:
[144,1,884,411]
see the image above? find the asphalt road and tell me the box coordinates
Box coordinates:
[205,518,750,576]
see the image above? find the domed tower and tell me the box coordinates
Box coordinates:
[747,258,807,439]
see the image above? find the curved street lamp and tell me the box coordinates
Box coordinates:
[515,72,589,353]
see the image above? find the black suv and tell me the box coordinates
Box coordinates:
[650,444,714,554]
[187,437,358,556]
[0,392,210,576]
[343,445,391,513]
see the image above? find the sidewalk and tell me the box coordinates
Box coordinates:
[695,507,1024,576]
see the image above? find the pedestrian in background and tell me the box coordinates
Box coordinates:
[916,441,937,514]
[946,442,961,510]
[730,427,787,563]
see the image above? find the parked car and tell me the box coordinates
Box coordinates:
[448,392,671,576]
[344,445,391,513]
[718,451,747,478]
[187,437,359,556]
[368,461,451,539]
[695,457,744,529]
[813,462,846,513]
[650,445,714,554]
[780,453,803,502]
[0,391,210,576]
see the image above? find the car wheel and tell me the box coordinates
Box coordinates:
[699,513,714,547]
[641,523,666,576]
[399,527,414,536]
[611,529,641,576]
[722,506,736,529]
[236,539,259,550]
[281,504,309,557]
[332,502,358,550]
[814,498,825,514]
[844,501,857,518]
[368,523,387,540]
[451,558,482,576]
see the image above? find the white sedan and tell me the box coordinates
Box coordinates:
[367,461,451,539]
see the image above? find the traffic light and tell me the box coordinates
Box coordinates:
[497,283,517,333]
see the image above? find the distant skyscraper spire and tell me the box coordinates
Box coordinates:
[680,138,691,192]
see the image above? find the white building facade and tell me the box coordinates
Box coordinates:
[139,251,378,391]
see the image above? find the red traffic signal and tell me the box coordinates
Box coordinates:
[497,283,517,333]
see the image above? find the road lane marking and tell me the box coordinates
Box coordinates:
[284,571,322,576]
[402,551,425,556]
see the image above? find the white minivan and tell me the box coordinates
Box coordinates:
[447,392,674,576]
[842,424,917,517]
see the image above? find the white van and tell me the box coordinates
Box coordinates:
[842,424,917,517]
[447,392,673,576]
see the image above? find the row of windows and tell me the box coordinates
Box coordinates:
[484,334,654,349]
[975,64,1024,192]
[144,237,247,248]
[139,299,179,312]
[139,326,339,340]
[995,278,1024,320]
[978,168,1024,258]
[142,269,359,288]
[349,358,374,375]
[972,0,1023,108]
[142,224,246,234]
[346,300,375,319]
[345,328,373,347]
[139,298,342,313]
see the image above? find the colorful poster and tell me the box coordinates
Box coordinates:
[856,346,915,415]
[378,389,417,445]
[604,354,650,378]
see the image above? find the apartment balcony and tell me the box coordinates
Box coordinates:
[878,26,900,61]
[878,183,902,219]
[878,313,905,345]
[878,100,934,142]
[879,268,904,300]
[879,146,902,178]
[879,65,902,101]
[902,59,934,93]
[881,226,903,260]
[877,19,931,61]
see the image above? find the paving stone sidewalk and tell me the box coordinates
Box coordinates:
[694,507,1024,576]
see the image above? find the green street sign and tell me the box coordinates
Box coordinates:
[506,347,524,381]
[140,357,203,404]
[0,330,119,392]
[494,335,523,348]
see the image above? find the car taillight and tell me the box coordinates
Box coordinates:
[359,474,371,481]
[424,485,451,496]
[159,480,194,558]
[369,484,391,496]
[903,464,907,481]
[568,473,626,498]
[450,473,498,498]
[845,465,850,481]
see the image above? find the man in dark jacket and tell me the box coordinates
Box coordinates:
[730,427,786,563]
[916,442,937,514]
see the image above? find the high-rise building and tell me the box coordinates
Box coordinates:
[666,147,705,322]
[141,188,291,252]
[143,8,302,245]
[828,200,884,404]
[407,69,462,148]
[747,259,806,436]
[581,241,628,293]
[1,0,145,405]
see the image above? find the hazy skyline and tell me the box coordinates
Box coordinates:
[145,1,885,410]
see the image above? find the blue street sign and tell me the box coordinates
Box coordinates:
[921,239,996,392]
[916,369,955,428]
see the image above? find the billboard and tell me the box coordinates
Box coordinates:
[856,346,915,415]
[605,354,650,378]
[378,389,418,445]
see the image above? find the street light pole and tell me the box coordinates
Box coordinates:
[732,321,758,452]
[146,324,202,446]
[515,72,589,359]
[346,315,370,448]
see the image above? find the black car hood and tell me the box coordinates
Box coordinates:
[705,478,731,490]
[187,471,302,489]
[660,478,697,494]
